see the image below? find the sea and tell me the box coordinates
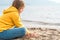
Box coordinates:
[1,4,60,29]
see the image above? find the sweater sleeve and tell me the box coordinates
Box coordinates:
[11,13,30,34]
[11,13,24,27]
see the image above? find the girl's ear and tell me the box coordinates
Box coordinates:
[18,7,24,13]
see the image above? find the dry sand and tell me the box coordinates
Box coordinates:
[13,27,60,40]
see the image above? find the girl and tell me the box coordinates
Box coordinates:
[0,0,38,40]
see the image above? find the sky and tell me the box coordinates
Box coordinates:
[49,0,60,3]
[0,0,60,6]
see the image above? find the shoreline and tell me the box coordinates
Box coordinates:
[22,20,60,29]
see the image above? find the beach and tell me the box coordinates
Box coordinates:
[12,21,60,40]
[13,28,60,40]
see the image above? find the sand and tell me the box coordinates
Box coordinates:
[13,28,60,40]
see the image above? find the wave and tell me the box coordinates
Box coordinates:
[22,20,60,26]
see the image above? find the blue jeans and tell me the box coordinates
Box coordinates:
[0,27,26,40]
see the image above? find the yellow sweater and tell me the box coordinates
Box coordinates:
[0,6,25,32]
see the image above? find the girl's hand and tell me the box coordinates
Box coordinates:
[24,32,39,38]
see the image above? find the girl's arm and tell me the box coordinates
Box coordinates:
[11,13,30,34]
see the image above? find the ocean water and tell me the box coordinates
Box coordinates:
[0,6,60,24]
[21,6,60,23]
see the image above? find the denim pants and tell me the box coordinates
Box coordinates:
[0,27,26,40]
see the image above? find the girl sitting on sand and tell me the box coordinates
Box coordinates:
[0,0,38,40]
